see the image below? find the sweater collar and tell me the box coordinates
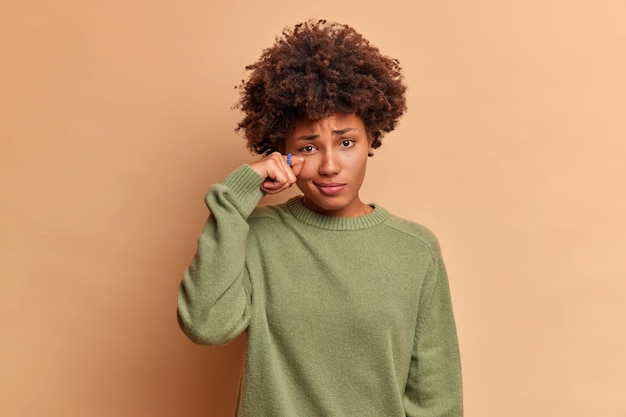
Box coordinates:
[285,196,388,231]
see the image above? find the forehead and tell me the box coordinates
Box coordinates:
[292,113,365,133]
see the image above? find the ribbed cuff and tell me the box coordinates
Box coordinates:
[209,164,265,219]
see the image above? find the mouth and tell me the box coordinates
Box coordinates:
[314,182,346,195]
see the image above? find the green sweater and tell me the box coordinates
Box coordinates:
[178,164,463,416]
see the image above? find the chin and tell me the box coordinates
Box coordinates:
[304,196,350,214]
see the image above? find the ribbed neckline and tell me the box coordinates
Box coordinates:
[285,196,388,231]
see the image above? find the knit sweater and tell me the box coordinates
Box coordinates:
[177,164,463,417]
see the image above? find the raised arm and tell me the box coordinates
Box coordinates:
[177,164,265,345]
[177,153,303,345]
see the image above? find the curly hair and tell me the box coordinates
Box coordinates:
[235,19,407,155]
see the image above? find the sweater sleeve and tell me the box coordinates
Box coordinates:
[177,164,265,345]
[404,243,464,417]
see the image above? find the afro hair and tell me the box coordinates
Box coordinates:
[235,19,407,155]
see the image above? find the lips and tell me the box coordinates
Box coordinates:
[314,182,346,195]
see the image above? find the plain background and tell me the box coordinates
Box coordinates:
[1,1,625,416]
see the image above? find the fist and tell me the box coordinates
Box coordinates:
[248,152,304,194]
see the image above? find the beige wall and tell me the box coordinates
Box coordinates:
[1,1,625,416]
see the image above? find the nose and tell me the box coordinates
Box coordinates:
[318,150,340,176]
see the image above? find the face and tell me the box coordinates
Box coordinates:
[284,112,373,218]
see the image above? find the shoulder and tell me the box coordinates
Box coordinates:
[248,201,291,223]
[381,210,443,257]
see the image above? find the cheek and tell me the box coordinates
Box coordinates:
[296,158,316,180]
[353,158,369,184]
[349,152,368,171]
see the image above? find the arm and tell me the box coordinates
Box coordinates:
[177,164,265,345]
[404,247,463,416]
[177,153,303,345]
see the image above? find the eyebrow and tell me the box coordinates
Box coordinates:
[295,127,358,141]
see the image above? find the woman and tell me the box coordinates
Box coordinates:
[177,20,463,416]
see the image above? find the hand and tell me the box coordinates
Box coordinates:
[248,152,304,194]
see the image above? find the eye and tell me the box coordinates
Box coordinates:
[300,144,316,153]
[340,139,355,148]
